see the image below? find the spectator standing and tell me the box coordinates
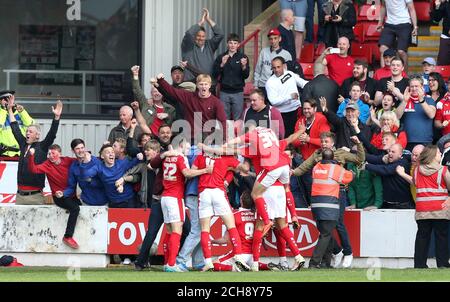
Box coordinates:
[374,57,409,107]
[365,143,414,209]
[373,48,407,81]
[305,0,327,44]
[212,33,250,121]
[347,162,383,210]
[377,0,418,70]
[241,89,285,139]
[421,57,437,94]
[155,73,227,143]
[108,105,143,145]
[300,62,339,113]
[27,145,79,249]
[316,37,354,86]
[181,8,224,82]
[308,148,354,269]
[278,9,297,61]
[8,98,62,205]
[397,76,436,151]
[279,0,308,60]
[254,28,293,96]
[131,66,176,134]
[64,139,108,206]
[321,97,372,149]
[265,56,308,136]
[412,145,450,268]
[340,60,378,102]
[292,98,331,206]
[336,82,370,124]
[435,76,450,136]
[0,91,34,157]
[321,0,357,48]
[431,0,450,65]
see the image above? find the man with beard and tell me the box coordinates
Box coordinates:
[7,96,62,205]
[339,60,377,104]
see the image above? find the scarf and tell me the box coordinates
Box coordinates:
[405,94,420,112]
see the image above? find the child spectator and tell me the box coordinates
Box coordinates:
[336,82,370,123]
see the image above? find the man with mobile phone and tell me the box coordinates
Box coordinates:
[321,0,357,48]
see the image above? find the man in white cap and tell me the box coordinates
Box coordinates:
[421,57,436,94]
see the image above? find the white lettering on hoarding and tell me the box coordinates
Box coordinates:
[119,222,137,246]
[66,0,81,21]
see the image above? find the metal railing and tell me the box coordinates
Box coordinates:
[239,29,260,69]
[3,69,125,114]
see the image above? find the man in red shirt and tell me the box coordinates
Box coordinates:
[192,150,251,272]
[160,140,211,272]
[315,36,354,86]
[27,145,78,249]
[373,49,407,81]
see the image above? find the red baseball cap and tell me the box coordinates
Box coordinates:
[267,28,281,37]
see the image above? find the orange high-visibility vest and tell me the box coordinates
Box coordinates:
[414,166,449,212]
[311,163,354,199]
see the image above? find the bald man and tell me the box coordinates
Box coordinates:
[108,105,143,145]
[366,143,414,209]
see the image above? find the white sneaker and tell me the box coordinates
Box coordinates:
[202,259,214,272]
[342,254,353,268]
[251,262,259,272]
[332,251,344,268]
[121,258,131,265]
[233,255,250,271]
[291,254,306,271]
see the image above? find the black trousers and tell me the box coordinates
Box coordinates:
[281,109,299,137]
[310,220,337,266]
[414,219,450,268]
[53,196,80,238]
[135,199,191,267]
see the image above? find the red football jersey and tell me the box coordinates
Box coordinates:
[436,98,450,135]
[234,208,256,254]
[240,127,290,170]
[205,156,240,191]
[162,155,189,198]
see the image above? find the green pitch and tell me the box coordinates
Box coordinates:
[1,266,450,282]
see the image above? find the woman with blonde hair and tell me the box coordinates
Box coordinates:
[370,111,407,150]
[413,145,450,268]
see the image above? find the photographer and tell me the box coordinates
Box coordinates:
[0,91,34,157]
[321,0,356,48]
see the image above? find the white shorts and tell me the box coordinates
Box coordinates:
[161,196,185,224]
[263,186,287,220]
[294,16,306,32]
[199,188,232,219]
[218,252,253,267]
[257,165,290,188]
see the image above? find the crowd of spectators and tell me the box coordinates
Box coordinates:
[1,1,450,270]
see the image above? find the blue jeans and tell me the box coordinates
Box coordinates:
[177,196,204,268]
[305,0,326,43]
[333,189,352,256]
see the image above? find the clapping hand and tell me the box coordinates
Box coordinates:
[319,96,328,112]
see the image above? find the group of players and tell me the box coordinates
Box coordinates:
[160,124,307,272]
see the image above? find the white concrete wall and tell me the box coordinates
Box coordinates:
[0,205,108,254]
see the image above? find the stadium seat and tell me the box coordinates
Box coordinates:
[415,1,431,22]
[435,65,450,81]
[358,4,380,22]
[300,43,315,63]
[301,63,314,80]
[315,43,326,58]
[367,42,381,62]
[351,42,373,64]
[363,22,381,42]
[353,23,364,43]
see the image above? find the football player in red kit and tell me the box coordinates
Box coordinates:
[161,140,212,272]
[192,149,251,272]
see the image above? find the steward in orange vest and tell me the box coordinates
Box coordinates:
[311,148,354,221]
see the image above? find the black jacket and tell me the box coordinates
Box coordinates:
[278,24,296,62]
[366,154,414,207]
[339,76,378,100]
[11,119,59,189]
[301,74,339,113]
[321,0,357,47]
[212,51,250,93]
[432,2,450,37]
[323,110,372,149]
